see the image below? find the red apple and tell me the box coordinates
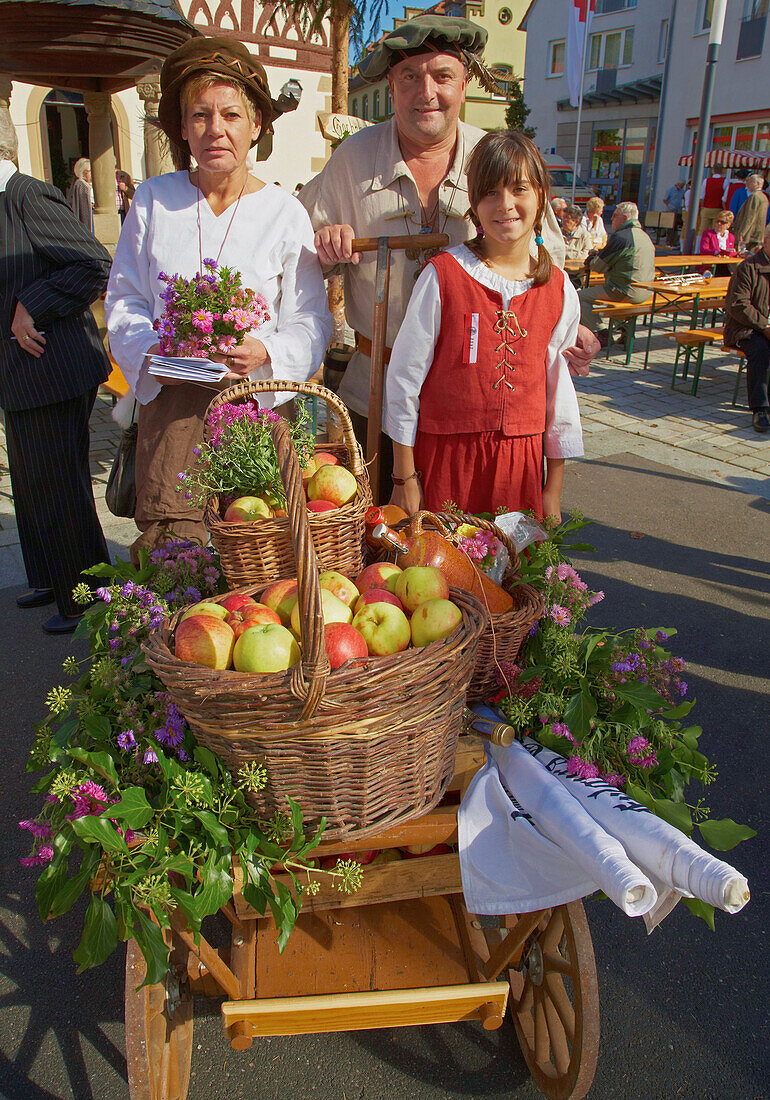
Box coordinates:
[402,843,452,858]
[353,588,405,615]
[302,452,339,483]
[321,848,377,867]
[220,592,258,616]
[319,570,360,609]
[324,622,368,669]
[230,604,282,638]
[354,562,403,596]
[351,601,411,656]
[307,465,357,507]
[232,623,301,674]
[291,588,353,638]
[410,598,462,648]
[394,566,449,614]
[180,600,229,622]
[175,615,235,669]
[223,495,273,522]
[260,579,298,626]
[307,499,337,513]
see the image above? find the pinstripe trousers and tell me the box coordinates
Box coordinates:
[4,388,110,616]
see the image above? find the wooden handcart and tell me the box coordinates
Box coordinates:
[124,733,600,1100]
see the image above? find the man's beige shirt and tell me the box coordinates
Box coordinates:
[299,117,566,417]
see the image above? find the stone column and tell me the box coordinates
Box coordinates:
[83,90,120,251]
[137,75,173,178]
[0,74,14,162]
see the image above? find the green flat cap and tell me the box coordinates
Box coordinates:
[358,15,487,84]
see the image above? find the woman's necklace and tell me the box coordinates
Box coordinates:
[195,173,247,272]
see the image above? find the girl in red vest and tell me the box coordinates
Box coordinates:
[384,130,583,520]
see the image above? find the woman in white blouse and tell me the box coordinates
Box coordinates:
[582,196,607,251]
[105,38,331,560]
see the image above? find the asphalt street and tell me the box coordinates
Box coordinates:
[0,451,767,1100]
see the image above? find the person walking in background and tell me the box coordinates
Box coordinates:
[383,131,582,521]
[69,157,93,232]
[583,196,607,251]
[0,120,112,633]
[727,169,749,216]
[724,224,770,434]
[733,174,769,251]
[578,201,655,342]
[115,170,134,225]
[663,179,685,246]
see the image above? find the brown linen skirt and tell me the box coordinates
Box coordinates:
[131,383,214,564]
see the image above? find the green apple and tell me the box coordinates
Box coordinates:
[233,623,301,674]
[410,598,462,648]
[180,601,229,622]
[394,566,449,614]
[291,588,353,638]
[319,570,360,609]
[351,601,411,656]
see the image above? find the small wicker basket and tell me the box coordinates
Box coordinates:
[145,418,486,840]
[203,379,372,589]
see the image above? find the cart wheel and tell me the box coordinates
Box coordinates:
[506,902,599,1100]
[125,937,194,1100]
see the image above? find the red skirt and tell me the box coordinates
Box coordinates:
[414,429,544,517]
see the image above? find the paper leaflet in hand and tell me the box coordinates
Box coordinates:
[149,355,229,383]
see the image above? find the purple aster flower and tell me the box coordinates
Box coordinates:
[109,638,120,650]
[117,729,137,751]
[177,748,189,762]
[202,257,218,269]
[679,681,688,696]
[95,587,111,604]
[177,472,187,481]
[549,604,571,626]
[655,630,668,643]
[143,748,159,765]
[528,621,539,637]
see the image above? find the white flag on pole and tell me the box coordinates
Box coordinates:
[567,0,595,108]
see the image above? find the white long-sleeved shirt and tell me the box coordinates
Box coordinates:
[105,172,332,407]
[384,244,584,460]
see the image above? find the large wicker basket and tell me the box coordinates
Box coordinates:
[203,379,372,588]
[145,418,486,840]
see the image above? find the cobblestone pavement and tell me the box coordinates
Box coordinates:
[0,329,767,590]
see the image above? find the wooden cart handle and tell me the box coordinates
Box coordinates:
[351,233,450,253]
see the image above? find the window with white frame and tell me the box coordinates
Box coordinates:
[373,90,380,118]
[595,0,637,12]
[361,94,369,120]
[658,18,669,62]
[547,39,565,76]
[588,27,634,69]
[695,0,715,34]
[743,0,769,15]
[352,98,358,116]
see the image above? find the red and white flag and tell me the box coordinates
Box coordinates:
[567,0,595,108]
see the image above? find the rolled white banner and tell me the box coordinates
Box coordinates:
[486,740,657,918]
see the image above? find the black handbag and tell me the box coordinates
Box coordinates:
[105,418,138,519]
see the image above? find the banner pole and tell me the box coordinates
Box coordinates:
[571,1,591,204]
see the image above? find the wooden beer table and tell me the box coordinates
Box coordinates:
[631,276,732,368]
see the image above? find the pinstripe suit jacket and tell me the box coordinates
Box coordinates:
[0,172,112,412]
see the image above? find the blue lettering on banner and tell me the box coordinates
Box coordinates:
[525,740,651,814]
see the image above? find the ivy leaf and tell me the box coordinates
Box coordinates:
[49,847,102,918]
[681,726,703,750]
[564,682,597,741]
[698,818,756,851]
[193,745,222,779]
[132,910,170,988]
[192,810,229,846]
[108,787,154,829]
[651,797,692,836]
[194,851,233,919]
[241,881,269,916]
[71,815,129,854]
[68,747,119,789]
[579,633,605,672]
[169,887,202,933]
[81,715,112,743]
[52,718,79,750]
[35,857,67,922]
[613,682,666,710]
[73,894,118,972]
[682,897,715,931]
[267,879,299,953]
[661,699,695,721]
[661,766,686,803]
[287,796,306,853]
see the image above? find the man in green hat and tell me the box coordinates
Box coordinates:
[299,14,598,487]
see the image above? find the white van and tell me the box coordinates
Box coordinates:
[543,154,595,206]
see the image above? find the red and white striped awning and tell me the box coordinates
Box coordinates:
[678,147,770,168]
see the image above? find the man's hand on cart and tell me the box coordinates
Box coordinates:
[314,224,362,268]
[564,325,600,377]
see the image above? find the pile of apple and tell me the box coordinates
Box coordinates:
[173,562,464,675]
[314,842,453,870]
[222,452,358,523]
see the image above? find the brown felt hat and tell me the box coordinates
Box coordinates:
[158,37,279,164]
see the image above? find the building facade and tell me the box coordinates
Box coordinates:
[7,1,332,205]
[348,0,530,131]
[519,0,767,211]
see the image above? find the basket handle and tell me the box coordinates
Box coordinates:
[263,416,331,719]
[203,378,364,478]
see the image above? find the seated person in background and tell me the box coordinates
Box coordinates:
[562,204,592,263]
[577,201,655,342]
[551,196,567,225]
[700,210,737,277]
[583,196,607,251]
[724,224,770,434]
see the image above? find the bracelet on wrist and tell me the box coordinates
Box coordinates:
[391,470,421,486]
